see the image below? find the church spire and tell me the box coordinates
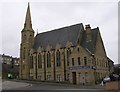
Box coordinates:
[24,2,32,30]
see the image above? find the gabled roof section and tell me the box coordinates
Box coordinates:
[81,27,99,54]
[98,30,107,56]
[33,23,84,51]
[33,23,99,54]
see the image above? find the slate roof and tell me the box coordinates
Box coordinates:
[33,23,99,54]
[81,28,98,54]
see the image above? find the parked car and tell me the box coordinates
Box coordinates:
[119,74,120,80]
[103,76,110,83]
[110,73,119,81]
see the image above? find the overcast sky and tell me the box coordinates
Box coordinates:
[0,0,118,64]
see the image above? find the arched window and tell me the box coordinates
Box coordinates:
[78,57,80,65]
[23,34,27,43]
[29,34,33,43]
[85,72,88,83]
[72,58,74,66]
[38,53,42,68]
[23,48,25,59]
[77,48,80,52]
[52,51,55,62]
[67,48,71,66]
[56,50,61,67]
[30,55,33,69]
[84,57,87,66]
[47,52,51,67]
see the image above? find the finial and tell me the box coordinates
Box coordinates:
[28,2,30,8]
[36,29,38,34]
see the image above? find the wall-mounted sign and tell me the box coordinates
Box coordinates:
[92,66,97,70]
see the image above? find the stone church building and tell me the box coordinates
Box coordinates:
[19,3,113,85]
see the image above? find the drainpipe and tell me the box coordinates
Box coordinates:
[35,52,37,80]
[53,50,56,81]
[44,52,46,80]
[28,50,30,80]
[92,55,96,84]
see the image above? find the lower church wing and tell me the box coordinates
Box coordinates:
[19,3,113,86]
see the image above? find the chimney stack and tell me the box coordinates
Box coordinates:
[85,24,91,32]
[85,24,92,42]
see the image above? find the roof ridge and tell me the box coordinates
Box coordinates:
[37,23,83,35]
[33,23,83,51]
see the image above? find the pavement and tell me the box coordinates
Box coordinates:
[0,79,2,91]
[2,79,31,90]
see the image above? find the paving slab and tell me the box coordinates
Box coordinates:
[2,80,31,90]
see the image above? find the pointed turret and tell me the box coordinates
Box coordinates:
[24,2,33,30]
[20,2,34,80]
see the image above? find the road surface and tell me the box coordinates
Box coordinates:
[1,80,119,92]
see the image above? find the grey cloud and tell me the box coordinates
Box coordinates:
[1,2,118,64]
